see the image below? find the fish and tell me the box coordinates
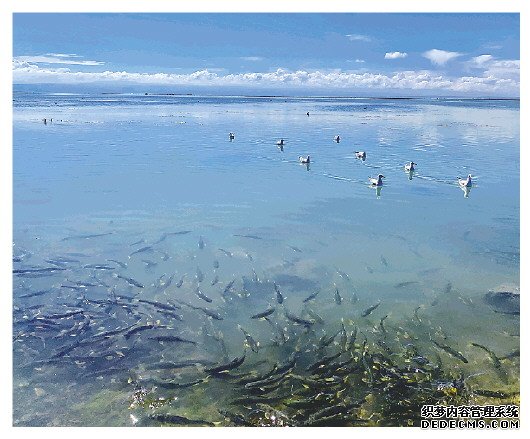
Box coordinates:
[499,349,520,361]
[145,359,216,370]
[413,306,423,323]
[274,283,284,304]
[147,413,213,426]
[115,274,144,288]
[361,301,381,317]
[137,299,180,311]
[123,324,155,339]
[176,274,185,288]
[199,307,223,320]
[18,289,53,299]
[288,245,302,253]
[394,281,418,289]
[61,232,114,241]
[204,354,246,374]
[196,289,213,303]
[149,335,197,345]
[285,311,314,327]
[473,389,518,399]
[251,307,275,319]
[152,230,192,245]
[83,264,114,270]
[380,255,388,267]
[470,342,507,381]
[106,259,127,269]
[379,315,389,335]
[218,248,233,257]
[245,252,254,261]
[223,279,236,294]
[432,340,469,364]
[128,246,153,258]
[238,326,259,353]
[305,307,324,324]
[198,236,205,249]
[141,259,157,269]
[443,282,453,294]
[196,267,205,283]
[302,291,319,303]
[218,410,253,426]
[211,275,219,286]
[13,267,66,275]
[365,266,374,274]
[334,287,343,305]
[233,234,262,240]
[213,260,220,269]
[130,239,145,246]
[336,269,350,281]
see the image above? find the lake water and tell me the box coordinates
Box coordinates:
[12,92,520,426]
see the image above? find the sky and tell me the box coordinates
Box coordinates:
[12,13,520,96]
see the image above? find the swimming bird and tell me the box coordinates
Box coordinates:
[299,156,310,164]
[229,132,235,140]
[369,174,385,186]
[276,139,284,146]
[405,161,416,172]
[334,135,340,143]
[458,174,473,188]
[355,151,366,160]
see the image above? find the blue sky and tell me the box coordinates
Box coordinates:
[13,13,520,96]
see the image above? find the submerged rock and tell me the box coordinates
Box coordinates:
[483,286,520,315]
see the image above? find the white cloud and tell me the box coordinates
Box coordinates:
[12,60,519,96]
[14,54,104,66]
[471,54,494,66]
[385,52,408,59]
[240,56,264,61]
[422,49,462,66]
[345,34,371,42]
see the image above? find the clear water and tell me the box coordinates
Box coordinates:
[13,91,519,426]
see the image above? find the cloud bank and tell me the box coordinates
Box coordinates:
[12,58,519,96]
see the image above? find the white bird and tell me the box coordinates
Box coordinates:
[276,139,285,146]
[369,174,385,186]
[229,132,235,140]
[355,151,366,160]
[299,155,310,164]
[334,135,341,143]
[405,161,416,172]
[458,174,473,188]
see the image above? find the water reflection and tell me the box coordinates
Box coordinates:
[461,185,472,198]
[406,170,415,180]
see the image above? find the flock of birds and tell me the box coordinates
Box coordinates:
[227,129,474,191]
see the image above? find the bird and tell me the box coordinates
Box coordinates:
[404,161,416,172]
[369,174,385,186]
[228,132,235,140]
[276,139,284,146]
[299,156,310,164]
[458,174,473,188]
[355,151,366,160]
[334,135,341,143]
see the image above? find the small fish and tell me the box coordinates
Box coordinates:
[443,282,453,294]
[336,269,350,281]
[196,289,213,303]
[305,307,324,324]
[470,342,506,381]
[285,311,313,327]
[251,307,275,319]
[211,275,219,286]
[213,260,220,269]
[380,255,388,267]
[141,259,157,269]
[196,267,204,283]
[128,246,153,258]
[137,299,180,311]
[432,339,468,364]
[83,263,114,270]
[106,259,127,269]
[365,266,374,274]
[245,252,254,261]
[147,413,213,426]
[303,291,319,303]
[473,389,518,399]
[394,281,418,288]
[379,315,389,335]
[239,325,259,353]
[152,230,192,245]
[61,232,114,241]
[223,279,236,294]
[499,349,520,361]
[361,301,381,317]
[115,274,144,288]
[130,239,145,246]
[288,245,302,253]
[233,234,262,240]
[334,287,343,305]
[218,248,233,257]
[149,335,197,345]
[176,274,185,288]
[274,283,284,304]
[200,307,223,320]
[123,324,155,339]
[198,236,205,249]
[204,354,246,374]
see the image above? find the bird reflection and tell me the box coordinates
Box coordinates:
[375,186,382,198]
[461,185,471,198]
[406,169,414,180]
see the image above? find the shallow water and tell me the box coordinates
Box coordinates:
[13,92,519,426]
